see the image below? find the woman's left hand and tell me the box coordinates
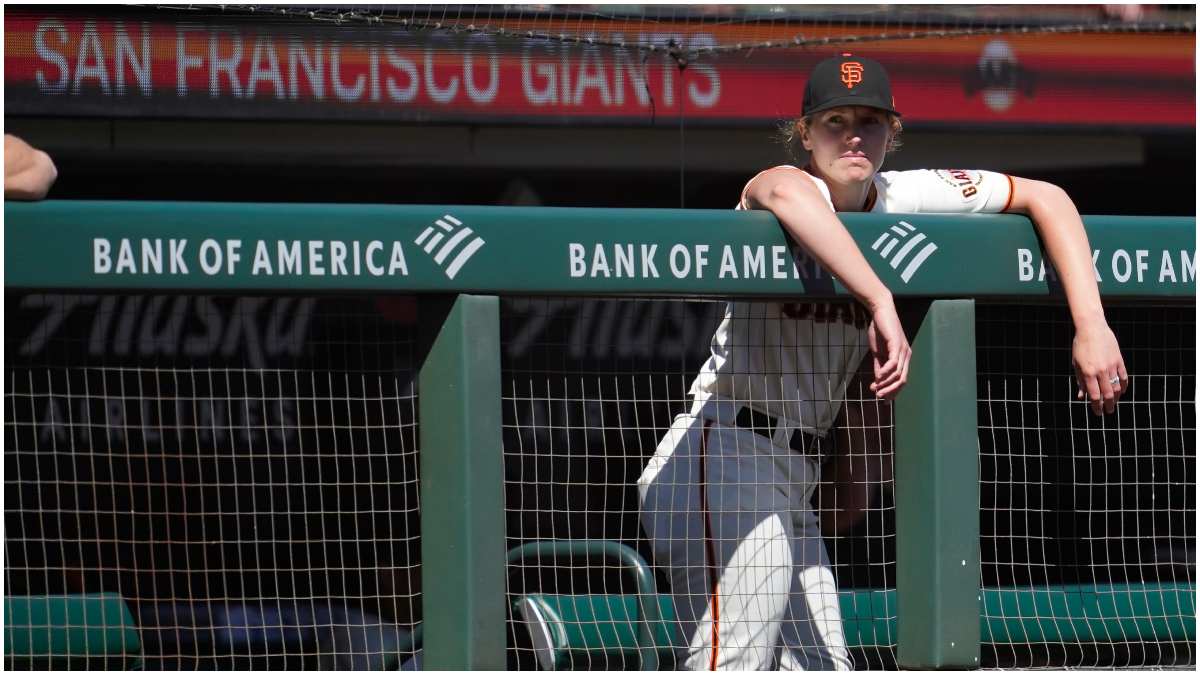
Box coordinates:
[1072,322,1128,415]
[866,298,911,400]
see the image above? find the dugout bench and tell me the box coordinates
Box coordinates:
[0,545,666,671]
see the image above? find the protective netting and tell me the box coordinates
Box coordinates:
[500,297,897,670]
[5,293,1194,670]
[977,302,1196,669]
[499,297,1195,671]
[4,293,422,669]
[158,4,1195,52]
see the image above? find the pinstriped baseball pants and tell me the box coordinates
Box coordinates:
[637,397,852,671]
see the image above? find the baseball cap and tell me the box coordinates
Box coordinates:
[802,53,901,117]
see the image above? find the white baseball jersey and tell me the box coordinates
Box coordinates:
[688,165,1013,435]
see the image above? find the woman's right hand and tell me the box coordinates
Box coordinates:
[866,297,911,400]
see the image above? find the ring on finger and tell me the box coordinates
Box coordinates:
[1108,376,1121,385]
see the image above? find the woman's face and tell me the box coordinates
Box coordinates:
[801,106,893,185]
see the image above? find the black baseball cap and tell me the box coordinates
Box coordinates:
[802,53,901,117]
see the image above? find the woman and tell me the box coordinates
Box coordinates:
[636,54,1126,671]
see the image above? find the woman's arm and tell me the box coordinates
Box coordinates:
[1007,176,1128,415]
[744,167,911,399]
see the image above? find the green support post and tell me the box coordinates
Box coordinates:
[419,294,506,670]
[894,299,981,669]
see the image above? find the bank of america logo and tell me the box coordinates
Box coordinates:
[414,215,485,280]
[871,220,938,283]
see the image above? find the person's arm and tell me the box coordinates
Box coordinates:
[1006,176,1127,415]
[5,134,58,201]
[743,167,910,399]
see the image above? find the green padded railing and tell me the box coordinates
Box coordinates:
[5,201,1194,298]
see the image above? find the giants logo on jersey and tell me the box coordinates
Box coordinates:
[933,169,984,201]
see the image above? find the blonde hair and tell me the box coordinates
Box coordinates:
[778,113,903,162]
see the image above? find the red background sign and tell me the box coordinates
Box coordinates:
[5,10,1195,128]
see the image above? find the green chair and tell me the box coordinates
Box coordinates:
[507,540,679,671]
[4,593,142,670]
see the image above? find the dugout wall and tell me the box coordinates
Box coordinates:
[4,202,1195,669]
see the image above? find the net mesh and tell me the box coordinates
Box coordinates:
[501,297,716,670]
[4,292,422,670]
[498,297,1193,671]
[500,297,897,670]
[156,4,1195,52]
[5,293,1194,670]
[977,301,1196,669]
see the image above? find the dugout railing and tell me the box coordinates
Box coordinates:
[5,201,1195,670]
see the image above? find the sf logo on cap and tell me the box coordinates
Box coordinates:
[840,62,864,89]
